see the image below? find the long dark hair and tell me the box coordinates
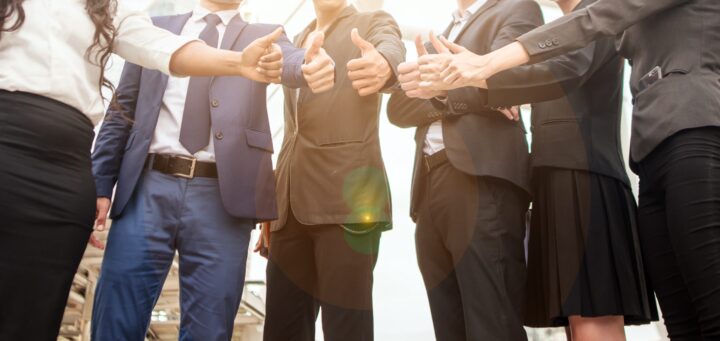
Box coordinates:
[1,0,118,102]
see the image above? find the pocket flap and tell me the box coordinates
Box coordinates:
[245,129,274,153]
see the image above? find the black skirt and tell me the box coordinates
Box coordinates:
[524,167,658,327]
[0,91,95,340]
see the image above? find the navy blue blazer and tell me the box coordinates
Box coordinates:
[92,13,307,221]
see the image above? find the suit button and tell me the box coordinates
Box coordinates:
[215,132,224,140]
[538,42,546,49]
[545,39,553,46]
[552,38,559,45]
[211,99,219,108]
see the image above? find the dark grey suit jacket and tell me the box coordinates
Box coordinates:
[388,0,543,221]
[272,6,405,231]
[487,0,630,186]
[516,0,720,163]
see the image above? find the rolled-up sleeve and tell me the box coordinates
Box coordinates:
[112,5,198,75]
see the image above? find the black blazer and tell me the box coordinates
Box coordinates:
[485,0,630,186]
[388,0,543,221]
[516,0,720,164]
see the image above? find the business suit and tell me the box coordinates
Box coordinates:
[264,6,404,341]
[481,0,657,327]
[90,12,307,340]
[515,0,720,338]
[387,0,542,339]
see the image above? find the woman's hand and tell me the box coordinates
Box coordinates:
[169,27,285,83]
[420,39,531,91]
[241,28,285,84]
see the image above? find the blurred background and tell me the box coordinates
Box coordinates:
[58,0,664,340]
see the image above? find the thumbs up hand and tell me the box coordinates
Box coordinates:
[397,35,447,100]
[244,27,284,84]
[346,28,392,97]
[301,31,336,94]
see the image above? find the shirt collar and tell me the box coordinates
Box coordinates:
[191,5,239,26]
[452,0,486,24]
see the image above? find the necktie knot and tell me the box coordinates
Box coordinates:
[204,13,222,27]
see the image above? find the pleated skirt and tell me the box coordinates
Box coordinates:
[0,91,95,340]
[524,167,658,327]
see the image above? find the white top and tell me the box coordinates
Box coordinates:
[0,0,197,124]
[423,0,486,156]
[149,6,239,162]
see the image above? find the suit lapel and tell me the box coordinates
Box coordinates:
[295,25,314,107]
[210,15,249,87]
[220,15,249,50]
[297,6,358,107]
[157,12,193,87]
[453,0,498,43]
[145,12,193,136]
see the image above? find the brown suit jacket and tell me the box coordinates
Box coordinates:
[272,6,405,231]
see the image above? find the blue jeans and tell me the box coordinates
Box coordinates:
[91,170,253,341]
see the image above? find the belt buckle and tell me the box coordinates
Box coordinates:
[172,155,197,179]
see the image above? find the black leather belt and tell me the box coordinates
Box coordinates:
[146,154,218,179]
[424,150,449,172]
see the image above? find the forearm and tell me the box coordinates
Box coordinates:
[92,118,132,197]
[169,41,245,77]
[516,0,690,64]
[387,91,442,128]
[486,44,595,106]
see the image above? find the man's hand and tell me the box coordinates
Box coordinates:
[495,106,521,121]
[302,32,335,93]
[242,27,284,84]
[347,28,393,96]
[398,35,447,100]
[91,197,111,250]
[253,222,271,259]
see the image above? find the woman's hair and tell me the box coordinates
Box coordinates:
[1,0,118,102]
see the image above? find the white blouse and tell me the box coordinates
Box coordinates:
[0,0,196,123]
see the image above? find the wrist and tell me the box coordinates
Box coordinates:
[225,50,246,77]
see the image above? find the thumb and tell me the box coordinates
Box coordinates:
[305,31,325,63]
[414,35,428,56]
[439,36,467,54]
[351,28,374,55]
[259,27,284,49]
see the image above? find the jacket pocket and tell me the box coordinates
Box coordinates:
[245,129,274,153]
[539,118,577,126]
[317,137,364,147]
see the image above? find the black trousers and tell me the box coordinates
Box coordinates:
[415,161,529,341]
[636,127,720,340]
[264,211,381,341]
[0,91,95,340]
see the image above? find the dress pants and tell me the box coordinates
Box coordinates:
[91,170,253,341]
[416,161,529,341]
[264,211,381,341]
[0,91,95,341]
[636,127,720,340]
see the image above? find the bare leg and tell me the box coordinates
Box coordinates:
[568,316,626,341]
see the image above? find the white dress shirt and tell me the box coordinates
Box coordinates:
[0,0,196,124]
[149,6,239,162]
[423,0,486,156]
